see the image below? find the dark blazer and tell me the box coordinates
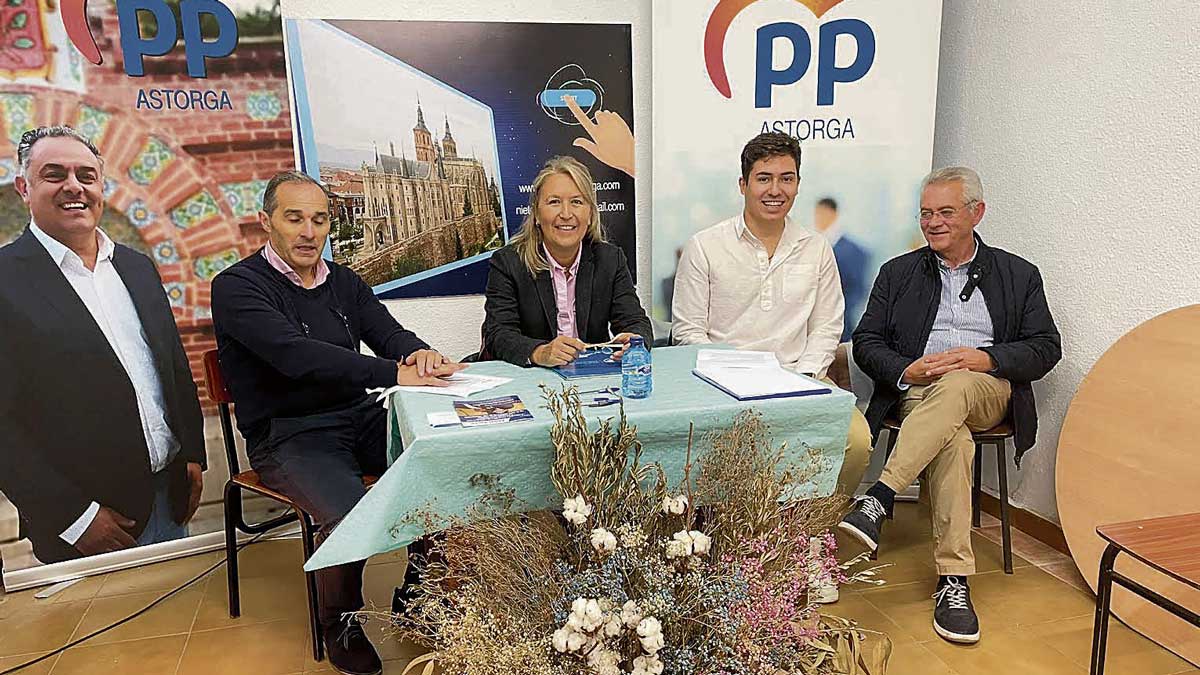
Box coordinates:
[832,234,870,341]
[483,240,653,365]
[0,228,205,564]
[852,235,1061,465]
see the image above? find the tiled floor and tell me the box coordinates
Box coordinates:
[0,504,1194,675]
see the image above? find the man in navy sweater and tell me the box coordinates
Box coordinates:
[211,171,462,675]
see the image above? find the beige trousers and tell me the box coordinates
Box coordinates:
[825,377,874,500]
[879,370,1010,576]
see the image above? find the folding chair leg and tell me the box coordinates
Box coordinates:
[996,442,1013,574]
[972,444,982,528]
[224,482,241,618]
[299,512,324,662]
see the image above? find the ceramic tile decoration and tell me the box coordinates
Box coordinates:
[125,199,156,229]
[220,179,268,219]
[0,93,34,145]
[75,105,112,146]
[127,137,175,186]
[192,248,239,281]
[245,90,282,122]
[170,190,221,230]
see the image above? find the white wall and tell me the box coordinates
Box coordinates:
[280,0,654,362]
[934,2,1200,521]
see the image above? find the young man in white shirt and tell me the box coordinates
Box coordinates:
[671,133,873,602]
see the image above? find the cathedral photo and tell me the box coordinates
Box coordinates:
[321,98,504,287]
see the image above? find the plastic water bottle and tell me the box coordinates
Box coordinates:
[621,336,652,399]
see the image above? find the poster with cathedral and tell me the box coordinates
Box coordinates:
[283,18,636,298]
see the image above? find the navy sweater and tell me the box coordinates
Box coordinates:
[211,252,428,445]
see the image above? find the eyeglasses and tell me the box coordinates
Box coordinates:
[919,201,977,223]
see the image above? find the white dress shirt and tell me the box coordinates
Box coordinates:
[671,213,845,376]
[30,223,180,545]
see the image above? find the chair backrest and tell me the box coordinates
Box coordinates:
[202,349,242,474]
[202,349,233,404]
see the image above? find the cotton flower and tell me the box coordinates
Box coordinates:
[689,530,712,555]
[563,495,592,526]
[660,495,688,515]
[566,630,587,651]
[590,528,617,553]
[586,646,621,672]
[552,627,571,653]
[637,616,664,653]
[582,599,604,628]
[632,654,665,675]
[665,539,690,559]
[603,614,623,637]
[666,530,694,558]
[621,600,643,628]
[564,597,605,633]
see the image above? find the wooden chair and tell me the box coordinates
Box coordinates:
[203,350,377,662]
[1090,513,1200,675]
[882,418,1017,573]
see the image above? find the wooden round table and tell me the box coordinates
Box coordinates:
[1058,304,1200,665]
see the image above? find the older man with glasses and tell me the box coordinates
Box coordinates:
[840,167,1061,645]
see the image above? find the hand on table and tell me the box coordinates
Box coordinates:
[397,361,465,387]
[405,349,465,378]
[532,336,587,367]
[902,348,995,385]
[610,333,636,361]
[565,95,635,178]
[74,505,137,555]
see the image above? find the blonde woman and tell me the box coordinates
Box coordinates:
[483,156,651,366]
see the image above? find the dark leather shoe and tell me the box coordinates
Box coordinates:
[325,616,382,675]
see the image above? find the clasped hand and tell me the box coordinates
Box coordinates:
[902,347,995,386]
[531,333,637,367]
[398,349,466,386]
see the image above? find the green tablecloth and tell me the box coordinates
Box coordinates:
[305,345,854,570]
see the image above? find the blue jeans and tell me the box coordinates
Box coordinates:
[135,468,189,546]
[248,396,388,631]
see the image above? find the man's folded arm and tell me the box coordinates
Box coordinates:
[351,272,430,362]
[211,274,397,388]
[981,268,1062,383]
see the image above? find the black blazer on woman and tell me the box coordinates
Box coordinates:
[483,240,653,365]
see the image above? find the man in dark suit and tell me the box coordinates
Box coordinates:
[0,126,205,565]
[482,155,652,366]
[813,197,870,341]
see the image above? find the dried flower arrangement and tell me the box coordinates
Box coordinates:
[385,386,890,675]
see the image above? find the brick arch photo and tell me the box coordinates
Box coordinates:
[0,0,295,582]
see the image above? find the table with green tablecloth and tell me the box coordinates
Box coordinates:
[305,345,854,571]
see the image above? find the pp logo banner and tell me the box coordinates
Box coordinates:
[63,0,239,77]
[704,0,875,108]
